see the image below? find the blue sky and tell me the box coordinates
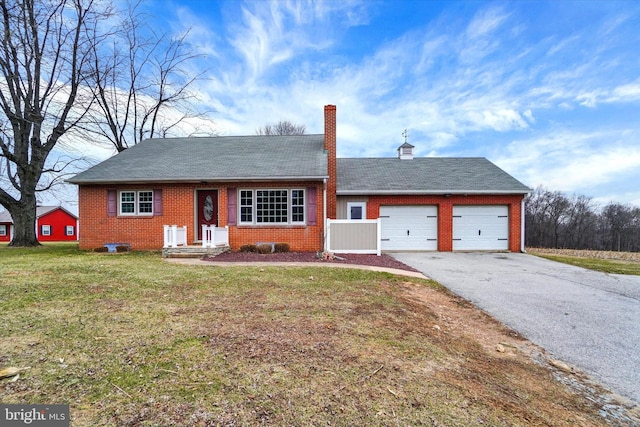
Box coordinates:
[58,0,640,209]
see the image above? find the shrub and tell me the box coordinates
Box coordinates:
[256,244,273,254]
[115,245,130,253]
[239,244,258,253]
[94,246,109,253]
[274,243,290,253]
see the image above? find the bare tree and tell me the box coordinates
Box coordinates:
[525,186,571,247]
[82,2,212,152]
[525,186,640,252]
[563,194,598,249]
[600,203,636,252]
[0,0,105,246]
[256,120,306,136]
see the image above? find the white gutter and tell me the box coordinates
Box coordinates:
[521,198,526,253]
[67,175,330,185]
[337,190,530,195]
[323,178,327,252]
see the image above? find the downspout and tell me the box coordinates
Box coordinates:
[521,198,526,253]
[323,178,328,252]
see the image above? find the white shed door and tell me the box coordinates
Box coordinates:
[380,206,438,251]
[453,206,509,250]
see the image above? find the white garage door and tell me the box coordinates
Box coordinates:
[453,206,509,250]
[380,206,438,251]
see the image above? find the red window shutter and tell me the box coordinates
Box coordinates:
[306,187,317,225]
[107,190,117,217]
[153,189,163,216]
[227,188,237,225]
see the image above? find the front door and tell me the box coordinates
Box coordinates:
[197,190,218,240]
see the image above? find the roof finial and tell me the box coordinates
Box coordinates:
[402,129,408,144]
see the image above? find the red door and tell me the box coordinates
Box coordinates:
[197,190,218,240]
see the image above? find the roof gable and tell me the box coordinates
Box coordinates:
[0,210,11,223]
[337,157,530,194]
[69,134,328,184]
[0,206,77,224]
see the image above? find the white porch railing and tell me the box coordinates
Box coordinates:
[325,219,381,256]
[202,225,229,248]
[163,225,188,248]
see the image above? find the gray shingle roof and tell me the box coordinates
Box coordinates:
[68,135,328,184]
[337,157,530,194]
[0,206,75,223]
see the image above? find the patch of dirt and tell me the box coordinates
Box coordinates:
[203,251,422,273]
[395,280,640,426]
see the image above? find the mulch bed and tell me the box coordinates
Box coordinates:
[202,251,422,273]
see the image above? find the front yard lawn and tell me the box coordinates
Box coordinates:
[0,244,634,426]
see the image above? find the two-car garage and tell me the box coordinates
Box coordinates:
[380,205,510,251]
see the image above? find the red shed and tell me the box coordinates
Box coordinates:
[0,206,78,243]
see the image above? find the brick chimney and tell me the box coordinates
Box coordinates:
[324,105,337,219]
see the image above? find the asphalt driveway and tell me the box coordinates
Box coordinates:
[390,252,640,405]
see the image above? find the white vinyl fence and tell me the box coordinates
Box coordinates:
[201,225,229,248]
[163,225,188,248]
[325,219,381,255]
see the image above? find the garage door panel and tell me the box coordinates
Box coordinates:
[380,206,437,251]
[453,206,509,251]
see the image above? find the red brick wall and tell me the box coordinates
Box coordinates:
[324,105,337,219]
[78,182,325,251]
[365,194,525,252]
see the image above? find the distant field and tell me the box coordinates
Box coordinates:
[528,248,640,276]
[528,247,640,262]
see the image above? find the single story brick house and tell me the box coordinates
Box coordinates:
[0,206,78,242]
[68,105,530,252]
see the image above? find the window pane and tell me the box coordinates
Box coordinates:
[121,191,135,213]
[138,191,153,214]
[351,206,363,220]
[240,190,253,223]
[256,190,287,223]
[291,189,305,222]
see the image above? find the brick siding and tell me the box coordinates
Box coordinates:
[324,105,337,219]
[364,194,524,252]
[78,182,325,251]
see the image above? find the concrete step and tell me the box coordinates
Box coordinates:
[162,245,230,258]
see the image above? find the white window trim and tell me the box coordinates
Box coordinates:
[0,224,6,236]
[119,190,154,216]
[238,188,305,225]
[65,225,75,236]
[347,202,367,220]
[41,225,51,236]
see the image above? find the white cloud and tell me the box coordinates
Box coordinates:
[68,0,640,206]
[465,6,509,39]
[523,109,535,123]
[495,129,640,198]
[608,80,640,103]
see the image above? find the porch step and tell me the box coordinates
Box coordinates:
[162,245,231,259]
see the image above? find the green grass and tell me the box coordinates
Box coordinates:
[532,253,640,276]
[0,243,624,426]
